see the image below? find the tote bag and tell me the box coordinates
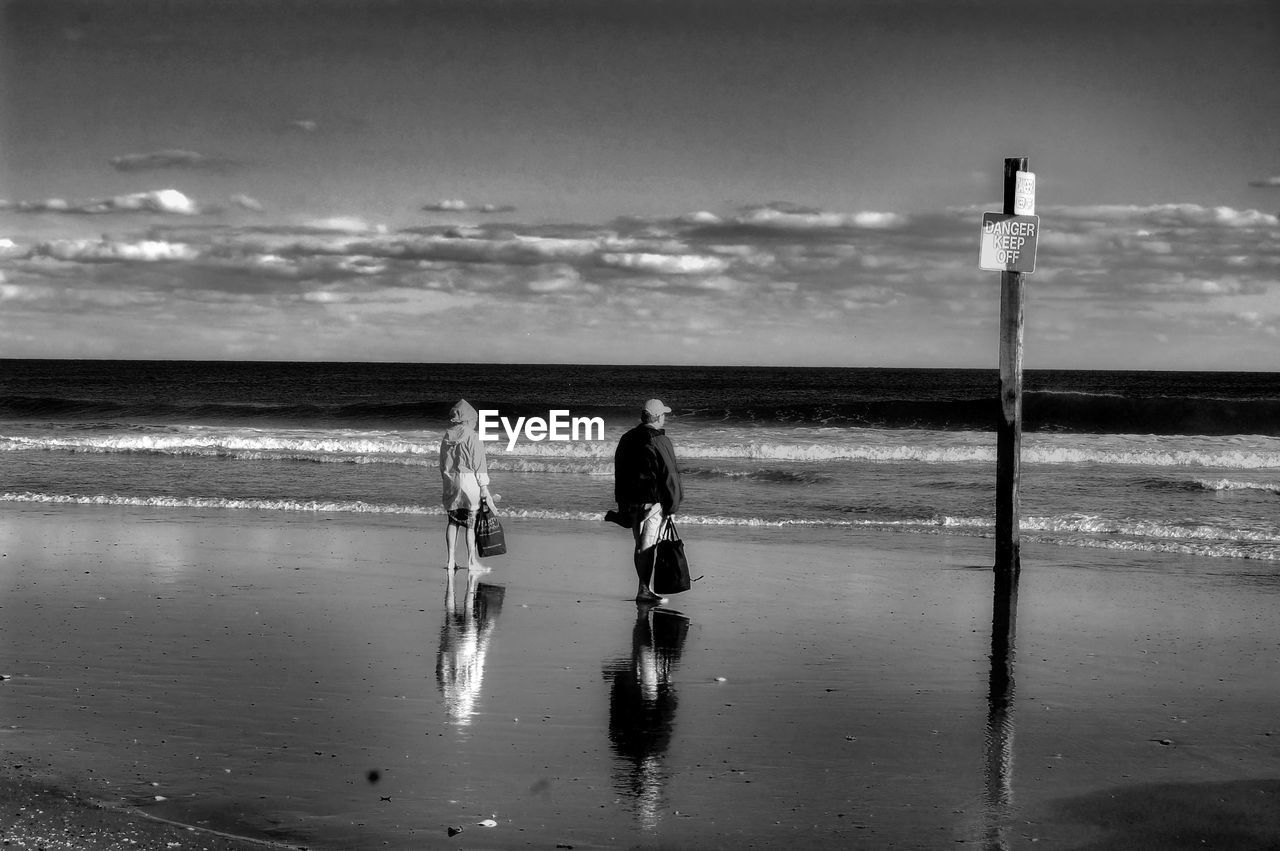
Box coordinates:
[651,518,690,595]
[475,500,507,557]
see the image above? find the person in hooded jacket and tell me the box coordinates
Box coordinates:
[440,399,495,571]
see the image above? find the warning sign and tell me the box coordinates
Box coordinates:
[979,213,1039,274]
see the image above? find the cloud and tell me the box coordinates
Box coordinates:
[339,233,607,266]
[422,199,518,214]
[525,265,586,293]
[3,200,1278,366]
[301,216,383,233]
[1,189,200,216]
[299,285,482,316]
[732,205,908,231]
[598,252,730,276]
[1248,176,1280,188]
[231,194,264,212]
[1047,203,1278,229]
[31,239,200,263]
[110,149,238,173]
[281,116,368,136]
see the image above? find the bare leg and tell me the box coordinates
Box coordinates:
[444,521,462,570]
[633,547,650,594]
[632,507,667,603]
[633,547,666,604]
[464,522,483,571]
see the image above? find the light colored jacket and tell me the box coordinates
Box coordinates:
[440,400,490,511]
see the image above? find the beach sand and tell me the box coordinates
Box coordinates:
[1,504,1278,849]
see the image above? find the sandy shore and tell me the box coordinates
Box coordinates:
[2,504,1279,849]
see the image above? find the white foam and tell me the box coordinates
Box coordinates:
[0,491,439,515]
[1027,534,1280,561]
[1190,478,1280,494]
[5,428,1280,470]
[1022,512,1280,543]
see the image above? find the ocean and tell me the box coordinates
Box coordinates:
[2,360,1279,562]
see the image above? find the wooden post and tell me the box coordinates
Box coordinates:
[995,156,1027,576]
[983,568,1018,848]
[986,156,1029,845]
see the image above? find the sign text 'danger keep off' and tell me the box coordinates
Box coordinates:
[979,212,1039,274]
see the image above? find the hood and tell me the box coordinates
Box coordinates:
[444,399,478,442]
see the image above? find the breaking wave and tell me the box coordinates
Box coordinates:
[4,430,1280,470]
[1181,478,1280,494]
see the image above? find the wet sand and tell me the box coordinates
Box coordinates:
[1,503,1278,849]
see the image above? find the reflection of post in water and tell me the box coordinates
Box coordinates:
[983,569,1019,850]
[602,607,690,831]
[436,572,505,727]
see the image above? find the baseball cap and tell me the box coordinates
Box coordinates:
[643,399,672,418]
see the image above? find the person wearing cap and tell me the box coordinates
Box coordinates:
[440,399,495,571]
[613,399,684,604]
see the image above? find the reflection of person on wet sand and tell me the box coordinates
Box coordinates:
[435,571,505,726]
[602,607,690,830]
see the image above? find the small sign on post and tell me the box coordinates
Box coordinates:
[1014,171,1036,215]
[979,213,1040,273]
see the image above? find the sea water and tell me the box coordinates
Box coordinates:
[2,360,1279,561]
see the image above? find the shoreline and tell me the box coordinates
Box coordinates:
[2,503,1279,848]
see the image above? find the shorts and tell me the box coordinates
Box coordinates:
[632,503,664,551]
[447,508,476,528]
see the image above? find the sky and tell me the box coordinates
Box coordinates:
[1,0,1278,369]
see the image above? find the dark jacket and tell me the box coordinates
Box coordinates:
[614,423,683,515]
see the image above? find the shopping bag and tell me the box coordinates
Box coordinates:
[650,518,690,595]
[475,500,507,557]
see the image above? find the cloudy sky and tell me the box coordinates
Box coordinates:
[1,0,1278,368]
